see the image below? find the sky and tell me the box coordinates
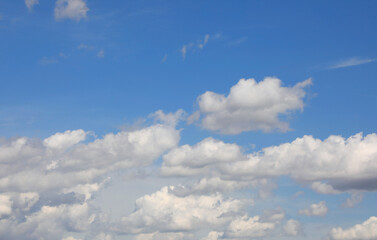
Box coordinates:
[1,0,377,239]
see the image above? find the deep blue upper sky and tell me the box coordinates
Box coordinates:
[1,0,376,145]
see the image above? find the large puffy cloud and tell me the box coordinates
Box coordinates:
[161,137,245,177]
[0,122,180,239]
[0,203,94,240]
[162,132,377,193]
[119,186,246,234]
[54,0,89,21]
[117,186,282,239]
[0,124,179,192]
[328,216,377,240]
[193,77,311,134]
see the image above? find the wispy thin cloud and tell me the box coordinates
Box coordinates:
[38,57,58,65]
[229,36,248,46]
[161,54,168,64]
[25,0,39,11]
[180,34,212,60]
[328,57,376,69]
[78,44,105,58]
[97,49,105,58]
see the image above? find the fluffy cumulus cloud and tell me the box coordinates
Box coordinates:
[162,132,377,193]
[54,0,89,21]
[299,201,328,216]
[0,121,180,239]
[119,186,246,234]
[193,77,311,134]
[117,186,281,239]
[328,216,377,240]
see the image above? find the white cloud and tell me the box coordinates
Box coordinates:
[201,231,224,240]
[0,195,12,218]
[284,219,301,236]
[119,186,246,234]
[328,216,377,240]
[224,215,278,239]
[161,137,244,176]
[181,34,212,59]
[62,237,82,240]
[161,54,168,64]
[162,132,377,194]
[299,201,328,216]
[43,129,88,151]
[25,0,39,11]
[311,181,341,194]
[329,57,376,69]
[222,132,377,192]
[133,232,189,240]
[0,122,180,239]
[149,109,186,127]
[0,124,179,193]
[342,193,363,208]
[198,34,210,49]
[97,49,105,58]
[54,0,89,21]
[193,77,312,134]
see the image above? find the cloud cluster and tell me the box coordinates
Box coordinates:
[192,77,312,134]
[118,186,283,239]
[162,132,377,194]
[0,122,180,239]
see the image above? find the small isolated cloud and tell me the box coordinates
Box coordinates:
[299,201,328,216]
[229,37,248,46]
[97,49,105,58]
[191,77,312,134]
[54,0,89,21]
[78,44,105,58]
[329,57,376,69]
[25,0,39,11]
[328,216,377,240]
[38,57,58,65]
[284,219,301,236]
[161,54,168,63]
[342,193,363,208]
[181,34,212,59]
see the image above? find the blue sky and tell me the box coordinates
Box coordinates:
[1,1,377,240]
